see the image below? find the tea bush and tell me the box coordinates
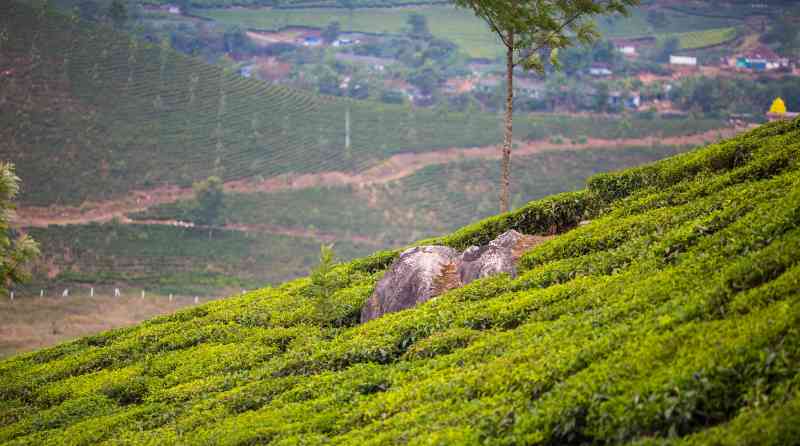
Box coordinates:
[1,120,799,444]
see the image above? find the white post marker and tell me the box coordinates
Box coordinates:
[141,290,145,299]
[90,288,94,297]
[9,291,13,301]
[114,288,121,297]
[194,296,199,304]
[169,294,173,302]
[62,289,69,297]
[40,289,44,298]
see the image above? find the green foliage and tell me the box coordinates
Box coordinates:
[3,36,800,446]
[320,20,340,43]
[192,176,224,227]
[4,120,800,441]
[453,0,638,72]
[0,163,39,294]
[406,12,430,38]
[107,0,126,27]
[305,244,342,323]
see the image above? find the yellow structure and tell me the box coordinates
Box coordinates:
[769,97,787,114]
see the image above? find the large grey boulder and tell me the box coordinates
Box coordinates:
[459,230,551,285]
[360,246,460,323]
[458,230,524,285]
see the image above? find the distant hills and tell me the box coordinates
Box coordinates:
[0,0,726,207]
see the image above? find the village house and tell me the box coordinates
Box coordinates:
[335,53,395,72]
[239,65,254,78]
[611,37,654,56]
[514,77,545,98]
[144,3,181,14]
[588,63,613,77]
[443,78,474,95]
[669,55,698,67]
[474,76,501,93]
[732,46,789,71]
[608,91,641,109]
[332,39,358,47]
[303,36,323,47]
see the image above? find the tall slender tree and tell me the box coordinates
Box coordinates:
[192,176,225,239]
[453,0,638,212]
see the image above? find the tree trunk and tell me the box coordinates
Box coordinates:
[500,33,514,213]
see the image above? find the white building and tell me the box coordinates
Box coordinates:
[669,55,698,66]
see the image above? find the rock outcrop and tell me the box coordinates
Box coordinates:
[459,230,552,285]
[360,246,460,323]
[360,231,554,322]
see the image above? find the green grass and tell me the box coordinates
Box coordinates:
[200,5,743,58]
[1,118,798,444]
[0,1,725,207]
[658,27,739,50]
[597,6,741,37]
[23,223,375,296]
[201,5,503,58]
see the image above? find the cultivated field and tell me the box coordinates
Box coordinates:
[200,5,743,58]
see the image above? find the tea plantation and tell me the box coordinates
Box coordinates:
[23,144,690,300]
[1,118,798,444]
[133,144,692,245]
[0,1,724,206]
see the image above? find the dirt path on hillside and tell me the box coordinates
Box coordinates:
[14,126,748,235]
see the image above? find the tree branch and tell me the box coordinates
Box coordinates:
[483,12,511,49]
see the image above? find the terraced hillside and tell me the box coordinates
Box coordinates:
[1,118,798,444]
[0,1,725,207]
[133,144,693,245]
[19,144,689,300]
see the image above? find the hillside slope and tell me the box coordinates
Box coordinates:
[0,1,724,207]
[1,119,799,444]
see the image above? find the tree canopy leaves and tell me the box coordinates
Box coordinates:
[453,0,638,72]
[0,163,39,293]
